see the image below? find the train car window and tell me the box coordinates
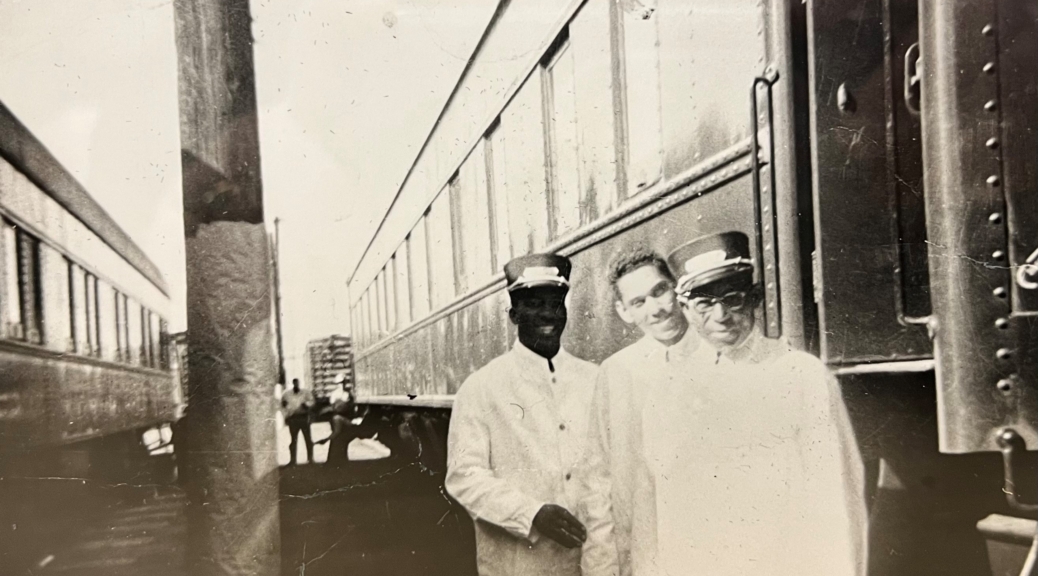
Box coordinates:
[485,127,512,271]
[655,0,764,177]
[368,277,378,339]
[427,190,456,308]
[96,280,116,361]
[121,294,130,361]
[127,298,143,366]
[410,216,431,319]
[349,305,359,349]
[451,146,494,294]
[375,268,387,336]
[384,261,397,333]
[68,261,86,354]
[618,0,664,196]
[114,291,127,362]
[159,318,170,370]
[42,247,71,352]
[568,0,622,218]
[501,72,550,254]
[357,290,368,349]
[448,173,465,295]
[365,287,375,344]
[142,309,151,367]
[1,222,22,339]
[88,275,100,357]
[543,32,582,238]
[16,230,44,345]
[395,244,411,327]
[150,312,160,368]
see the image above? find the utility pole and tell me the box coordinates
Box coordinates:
[272,218,286,386]
[172,1,280,574]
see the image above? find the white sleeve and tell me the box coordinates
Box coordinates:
[579,368,620,576]
[445,378,545,541]
[799,360,869,576]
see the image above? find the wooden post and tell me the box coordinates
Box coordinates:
[172,0,280,574]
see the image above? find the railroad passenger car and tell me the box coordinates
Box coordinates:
[0,101,179,473]
[348,0,1037,573]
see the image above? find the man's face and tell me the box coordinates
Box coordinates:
[509,285,568,358]
[683,278,756,350]
[614,264,687,346]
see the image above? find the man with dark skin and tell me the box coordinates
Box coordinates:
[446,253,617,576]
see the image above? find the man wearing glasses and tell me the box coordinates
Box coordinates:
[630,231,867,576]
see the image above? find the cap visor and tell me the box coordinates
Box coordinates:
[678,264,754,295]
[507,279,570,292]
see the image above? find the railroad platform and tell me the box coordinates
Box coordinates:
[2,455,476,576]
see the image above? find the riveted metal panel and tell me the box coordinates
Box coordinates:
[807,0,932,363]
[920,0,1037,453]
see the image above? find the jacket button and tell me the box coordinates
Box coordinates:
[565,473,572,481]
[559,424,566,431]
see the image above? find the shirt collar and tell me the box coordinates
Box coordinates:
[636,328,702,364]
[707,328,788,365]
[512,340,571,376]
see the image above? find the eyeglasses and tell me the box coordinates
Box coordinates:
[683,291,749,313]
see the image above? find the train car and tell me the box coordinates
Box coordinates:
[347,0,1037,573]
[0,101,180,478]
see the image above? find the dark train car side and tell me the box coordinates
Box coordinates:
[0,101,179,475]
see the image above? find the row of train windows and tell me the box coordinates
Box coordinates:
[353,23,623,350]
[1,220,169,370]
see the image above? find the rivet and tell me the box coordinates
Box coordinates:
[986,137,1000,149]
[987,175,1001,186]
[983,62,996,74]
[997,378,1013,392]
[989,212,1003,224]
[766,264,773,271]
[995,318,1009,329]
[985,100,998,111]
[996,348,1012,360]
[767,282,774,289]
[994,286,1008,298]
[993,250,1006,261]
[983,24,995,36]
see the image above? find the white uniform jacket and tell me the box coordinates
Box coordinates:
[446,342,619,576]
[583,332,700,576]
[633,331,868,576]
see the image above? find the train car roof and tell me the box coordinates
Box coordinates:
[0,101,169,296]
[349,0,581,296]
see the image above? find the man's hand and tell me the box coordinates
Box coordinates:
[532,504,587,549]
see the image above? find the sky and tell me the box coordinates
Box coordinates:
[0,0,493,378]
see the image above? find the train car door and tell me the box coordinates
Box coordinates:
[806,0,933,364]
[918,0,1038,456]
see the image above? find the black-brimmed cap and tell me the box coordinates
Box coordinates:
[504,253,571,293]
[667,231,754,295]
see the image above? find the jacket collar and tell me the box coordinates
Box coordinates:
[708,328,789,365]
[512,340,572,376]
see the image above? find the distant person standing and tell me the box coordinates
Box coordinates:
[281,378,315,466]
[446,253,617,576]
